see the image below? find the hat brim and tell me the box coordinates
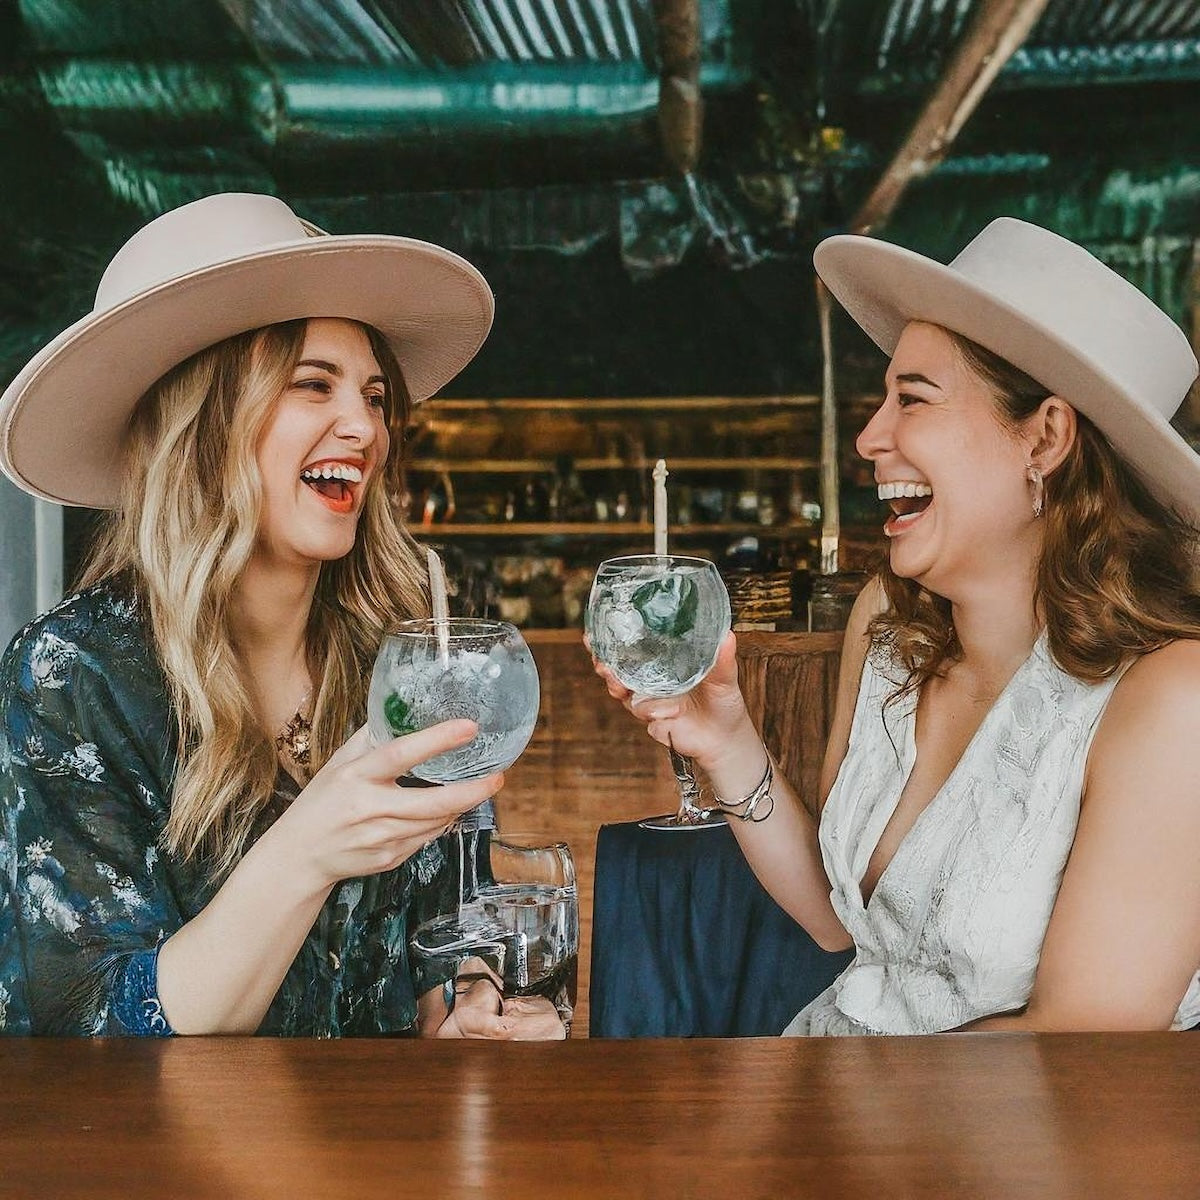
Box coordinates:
[0,235,493,508]
[815,236,1200,530]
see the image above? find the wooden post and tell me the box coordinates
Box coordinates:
[817,277,839,576]
[1188,239,1200,434]
[653,0,703,176]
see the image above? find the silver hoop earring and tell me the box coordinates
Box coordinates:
[1026,465,1044,519]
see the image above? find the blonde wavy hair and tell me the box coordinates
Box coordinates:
[78,319,431,876]
[871,330,1200,699]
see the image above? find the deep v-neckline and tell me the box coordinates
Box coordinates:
[856,633,1046,908]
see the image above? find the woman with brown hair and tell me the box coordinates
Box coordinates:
[0,193,558,1039]
[599,218,1200,1034]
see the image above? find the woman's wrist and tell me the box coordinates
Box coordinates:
[698,714,771,799]
[248,813,338,907]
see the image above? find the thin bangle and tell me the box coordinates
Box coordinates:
[712,754,775,822]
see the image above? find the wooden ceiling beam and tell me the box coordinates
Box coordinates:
[850,0,1054,236]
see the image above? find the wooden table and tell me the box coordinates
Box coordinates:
[4,1034,1197,1198]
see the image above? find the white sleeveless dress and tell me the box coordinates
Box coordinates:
[785,632,1200,1036]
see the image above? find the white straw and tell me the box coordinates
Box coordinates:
[426,546,450,664]
[652,459,669,556]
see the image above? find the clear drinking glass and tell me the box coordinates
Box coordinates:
[585,554,732,830]
[367,617,540,829]
[410,834,579,1035]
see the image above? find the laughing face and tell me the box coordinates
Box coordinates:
[254,318,390,568]
[855,322,1039,599]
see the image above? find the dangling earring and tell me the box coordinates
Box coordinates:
[1026,464,1044,519]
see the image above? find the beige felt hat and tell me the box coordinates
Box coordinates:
[815,217,1200,527]
[0,192,494,508]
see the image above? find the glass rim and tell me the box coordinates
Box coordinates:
[594,553,717,570]
[382,616,519,641]
[490,832,573,853]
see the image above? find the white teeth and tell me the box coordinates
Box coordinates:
[300,464,364,484]
[877,481,932,500]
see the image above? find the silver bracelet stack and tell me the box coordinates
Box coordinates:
[712,754,775,823]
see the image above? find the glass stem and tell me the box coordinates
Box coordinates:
[667,741,705,822]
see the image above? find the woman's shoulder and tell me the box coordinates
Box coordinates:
[1087,638,1200,776]
[1,576,158,703]
[1110,638,1200,710]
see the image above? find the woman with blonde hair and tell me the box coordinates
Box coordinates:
[0,193,557,1038]
[599,218,1200,1034]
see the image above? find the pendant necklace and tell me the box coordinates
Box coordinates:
[276,688,314,777]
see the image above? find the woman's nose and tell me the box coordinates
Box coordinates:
[332,391,377,444]
[855,399,894,462]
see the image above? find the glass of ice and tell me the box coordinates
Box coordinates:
[585,554,732,830]
[367,618,540,829]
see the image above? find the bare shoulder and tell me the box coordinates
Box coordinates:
[1087,639,1200,795]
[842,575,888,660]
[1103,639,1200,727]
[818,575,888,807]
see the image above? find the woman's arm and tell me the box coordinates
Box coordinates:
[156,722,498,1034]
[594,577,884,952]
[704,577,883,951]
[970,639,1200,1032]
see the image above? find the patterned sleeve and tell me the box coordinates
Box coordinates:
[0,604,184,1036]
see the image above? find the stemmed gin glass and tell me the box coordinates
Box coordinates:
[585,554,732,830]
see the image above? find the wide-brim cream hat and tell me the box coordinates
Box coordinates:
[815,217,1200,528]
[0,192,494,508]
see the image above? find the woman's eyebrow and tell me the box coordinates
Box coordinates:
[296,358,386,385]
[893,372,943,390]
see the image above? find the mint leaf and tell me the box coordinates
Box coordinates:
[384,691,418,736]
[632,574,699,638]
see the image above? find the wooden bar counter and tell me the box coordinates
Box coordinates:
[4,1034,1198,1198]
[499,629,843,1035]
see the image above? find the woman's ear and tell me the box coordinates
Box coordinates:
[1024,396,1077,477]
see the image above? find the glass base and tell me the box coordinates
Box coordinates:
[637,811,727,832]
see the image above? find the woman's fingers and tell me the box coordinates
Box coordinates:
[353,719,478,781]
[322,723,373,770]
[708,631,740,687]
[439,987,567,1040]
[591,656,634,699]
[501,996,568,1040]
[376,773,503,826]
[630,695,680,720]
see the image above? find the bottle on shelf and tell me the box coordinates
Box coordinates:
[420,471,456,526]
[515,475,551,521]
[553,456,593,523]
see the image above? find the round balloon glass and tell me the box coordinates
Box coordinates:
[585,554,732,830]
[368,618,540,829]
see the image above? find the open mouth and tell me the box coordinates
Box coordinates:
[300,462,364,515]
[877,481,933,533]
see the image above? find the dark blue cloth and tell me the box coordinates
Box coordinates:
[589,820,854,1037]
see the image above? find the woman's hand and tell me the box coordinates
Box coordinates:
[423,958,567,1041]
[272,720,501,898]
[591,632,758,775]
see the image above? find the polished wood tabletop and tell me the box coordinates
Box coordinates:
[2,1034,1196,1199]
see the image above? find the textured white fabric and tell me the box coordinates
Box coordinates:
[785,633,1200,1036]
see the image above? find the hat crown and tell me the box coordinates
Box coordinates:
[95,193,318,312]
[948,218,1196,421]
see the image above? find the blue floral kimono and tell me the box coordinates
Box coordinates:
[0,579,457,1036]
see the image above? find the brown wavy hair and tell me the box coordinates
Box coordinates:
[870,330,1200,698]
[78,319,431,876]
